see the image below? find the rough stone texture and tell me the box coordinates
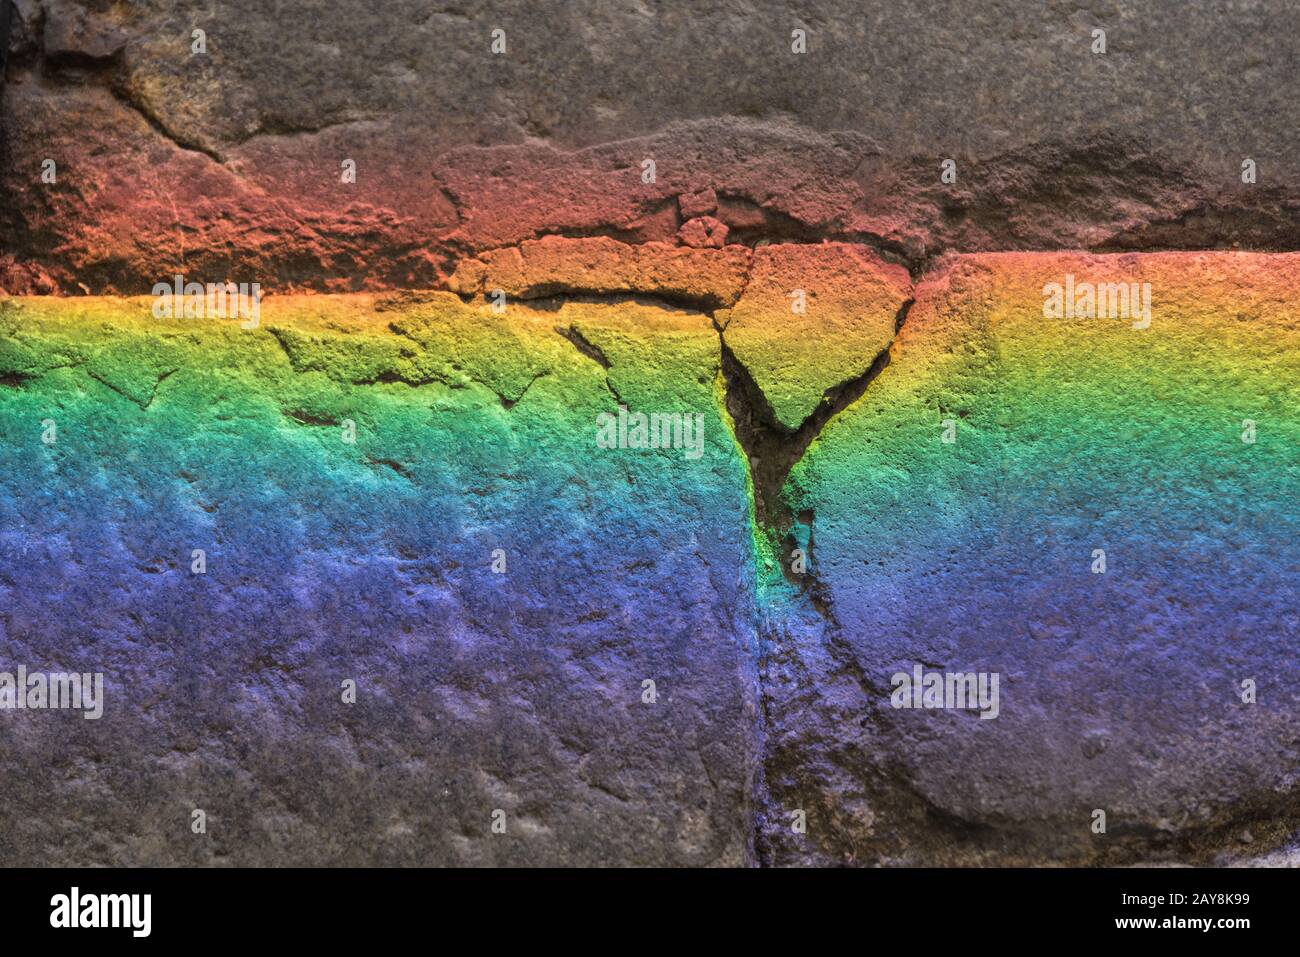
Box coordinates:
[5,257,1295,866]
[2,1,1298,868]
[41,0,124,62]
[760,253,1300,865]
[20,0,1300,173]
[677,216,728,249]
[0,294,757,865]
[448,236,751,308]
[5,1,1300,292]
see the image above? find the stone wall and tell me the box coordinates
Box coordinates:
[1,1,1297,866]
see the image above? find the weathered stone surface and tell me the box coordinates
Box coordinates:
[2,0,1298,869]
[448,236,750,308]
[14,0,1300,172]
[5,2,1300,292]
[0,294,757,865]
[677,216,729,249]
[2,254,1298,866]
[757,252,1300,865]
[42,0,125,62]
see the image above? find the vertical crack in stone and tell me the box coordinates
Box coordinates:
[714,296,914,863]
[0,0,12,80]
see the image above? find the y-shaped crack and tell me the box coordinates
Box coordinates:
[717,297,914,542]
[713,296,915,868]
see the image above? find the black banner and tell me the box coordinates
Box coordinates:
[0,866,1285,944]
